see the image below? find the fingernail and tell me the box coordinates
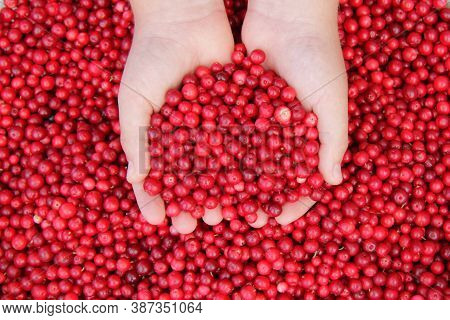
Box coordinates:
[333,163,343,183]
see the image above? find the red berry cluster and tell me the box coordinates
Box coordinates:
[144,46,324,224]
[0,0,448,300]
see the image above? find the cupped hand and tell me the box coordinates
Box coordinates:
[243,0,348,226]
[119,0,234,234]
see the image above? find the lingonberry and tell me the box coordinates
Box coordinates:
[0,0,447,301]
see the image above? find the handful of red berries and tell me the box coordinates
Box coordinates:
[144,46,326,225]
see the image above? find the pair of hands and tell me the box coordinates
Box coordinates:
[118,0,348,234]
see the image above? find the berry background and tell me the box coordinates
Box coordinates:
[0,0,448,300]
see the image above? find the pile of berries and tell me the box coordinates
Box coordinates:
[0,0,448,300]
[144,46,325,224]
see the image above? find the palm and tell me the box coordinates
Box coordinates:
[121,10,234,110]
[242,10,345,111]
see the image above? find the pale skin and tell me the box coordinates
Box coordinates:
[119,0,348,234]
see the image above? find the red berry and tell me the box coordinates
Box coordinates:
[59,203,77,219]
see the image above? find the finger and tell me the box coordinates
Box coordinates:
[314,79,348,185]
[118,86,153,184]
[275,197,316,226]
[295,40,348,185]
[172,212,197,235]
[202,206,223,226]
[132,181,165,225]
[249,209,269,228]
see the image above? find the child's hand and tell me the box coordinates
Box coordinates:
[243,0,348,225]
[119,0,234,234]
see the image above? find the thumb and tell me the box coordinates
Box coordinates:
[292,41,349,185]
[313,78,348,185]
[119,85,166,226]
[289,73,348,185]
[118,85,153,184]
